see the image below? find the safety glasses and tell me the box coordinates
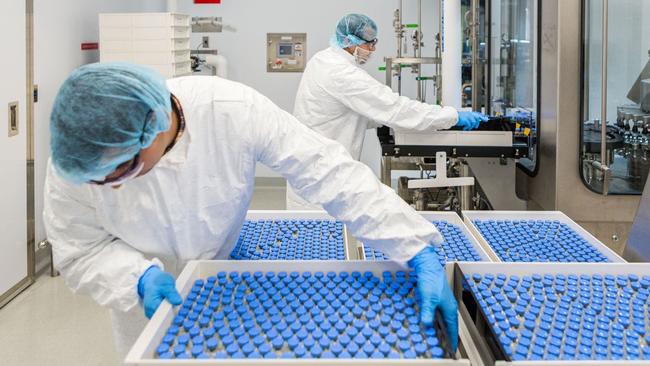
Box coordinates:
[89,153,144,187]
[365,38,378,47]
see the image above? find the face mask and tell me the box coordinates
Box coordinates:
[353,46,372,65]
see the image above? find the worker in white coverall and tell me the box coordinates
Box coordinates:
[286,13,488,210]
[44,63,458,363]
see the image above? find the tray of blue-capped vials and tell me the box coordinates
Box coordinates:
[126,260,472,365]
[449,262,650,365]
[229,211,358,261]
[461,211,625,263]
[360,212,491,265]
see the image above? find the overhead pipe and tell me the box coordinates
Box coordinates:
[441,0,462,108]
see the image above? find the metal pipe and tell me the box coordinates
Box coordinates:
[397,1,403,58]
[396,1,404,95]
[417,0,423,101]
[26,0,36,282]
[458,161,473,210]
[470,0,480,111]
[600,0,610,195]
[436,0,443,104]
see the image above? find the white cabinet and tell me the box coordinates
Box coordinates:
[0,0,28,306]
[99,13,192,78]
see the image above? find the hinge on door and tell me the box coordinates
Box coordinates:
[33,84,38,103]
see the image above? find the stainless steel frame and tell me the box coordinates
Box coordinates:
[517,0,640,249]
[470,0,481,111]
[384,57,442,89]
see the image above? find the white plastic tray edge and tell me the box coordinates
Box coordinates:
[126,260,471,365]
[454,262,649,276]
[495,362,650,366]
[461,211,625,263]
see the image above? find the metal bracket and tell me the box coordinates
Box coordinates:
[407,152,475,189]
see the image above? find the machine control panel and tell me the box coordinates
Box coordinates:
[267,33,306,72]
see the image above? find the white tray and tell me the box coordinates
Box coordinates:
[101,26,191,41]
[448,262,650,366]
[358,212,492,263]
[101,39,191,53]
[100,13,190,28]
[125,260,471,365]
[394,131,513,147]
[461,211,625,263]
[241,210,354,260]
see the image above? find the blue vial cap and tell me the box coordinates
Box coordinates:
[173,344,186,356]
[158,352,173,359]
[156,344,169,355]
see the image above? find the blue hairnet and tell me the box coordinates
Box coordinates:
[50,62,171,184]
[330,14,378,48]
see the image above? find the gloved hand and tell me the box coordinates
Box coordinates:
[137,266,182,319]
[408,246,459,351]
[456,111,489,130]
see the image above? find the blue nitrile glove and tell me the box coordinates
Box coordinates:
[456,111,489,130]
[408,246,459,351]
[137,265,182,319]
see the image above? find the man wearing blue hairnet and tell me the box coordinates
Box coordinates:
[287,14,487,210]
[44,63,458,361]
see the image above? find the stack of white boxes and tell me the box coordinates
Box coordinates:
[99,13,192,78]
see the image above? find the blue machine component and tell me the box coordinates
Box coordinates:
[472,219,611,262]
[157,271,447,359]
[466,272,650,360]
[230,220,346,260]
[364,221,483,265]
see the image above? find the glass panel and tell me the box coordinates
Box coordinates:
[461,0,489,110]
[582,0,650,194]
[490,0,539,173]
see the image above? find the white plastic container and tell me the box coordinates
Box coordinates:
[147,61,192,78]
[100,13,190,28]
[461,211,625,263]
[125,260,472,365]
[99,12,192,78]
[449,262,650,366]
[241,210,355,260]
[358,212,492,262]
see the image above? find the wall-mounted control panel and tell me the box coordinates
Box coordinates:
[267,33,306,73]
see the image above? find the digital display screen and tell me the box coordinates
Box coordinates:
[278,43,293,57]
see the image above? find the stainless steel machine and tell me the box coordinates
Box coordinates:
[516,0,646,250]
[379,0,537,213]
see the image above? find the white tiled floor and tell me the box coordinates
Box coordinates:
[0,183,286,366]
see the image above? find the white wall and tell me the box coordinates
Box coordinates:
[176,0,442,177]
[34,0,167,244]
[33,0,444,242]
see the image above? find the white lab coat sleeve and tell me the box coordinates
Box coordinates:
[43,162,162,312]
[323,63,458,132]
[247,90,444,263]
